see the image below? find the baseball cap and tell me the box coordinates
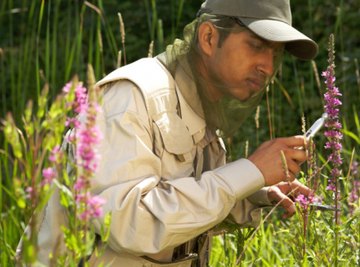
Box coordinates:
[199,0,318,60]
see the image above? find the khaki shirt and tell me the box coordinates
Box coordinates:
[26,57,270,267]
[88,58,269,266]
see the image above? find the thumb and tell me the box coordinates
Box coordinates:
[279,196,296,218]
[268,186,296,218]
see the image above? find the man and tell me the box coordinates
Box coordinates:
[37,0,318,266]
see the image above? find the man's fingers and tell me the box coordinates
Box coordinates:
[277,180,313,199]
[279,148,306,182]
[286,160,301,177]
[249,136,309,186]
[268,180,315,218]
[268,186,296,218]
[290,180,313,196]
[280,197,296,218]
[290,148,307,163]
[278,135,306,147]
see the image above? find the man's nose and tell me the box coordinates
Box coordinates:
[256,49,275,77]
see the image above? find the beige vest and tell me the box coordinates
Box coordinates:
[18,58,223,267]
[96,57,208,174]
[91,57,219,266]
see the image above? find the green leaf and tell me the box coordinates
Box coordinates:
[17,198,26,209]
[342,129,360,144]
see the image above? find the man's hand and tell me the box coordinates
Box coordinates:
[267,180,312,218]
[248,136,307,186]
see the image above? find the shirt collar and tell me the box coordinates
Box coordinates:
[157,52,207,139]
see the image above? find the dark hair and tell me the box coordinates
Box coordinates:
[197,15,246,48]
[213,16,238,47]
[187,14,248,74]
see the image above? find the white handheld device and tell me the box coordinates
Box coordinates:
[304,113,328,141]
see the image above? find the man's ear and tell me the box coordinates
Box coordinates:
[198,22,218,57]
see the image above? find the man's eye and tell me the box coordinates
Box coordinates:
[249,40,265,51]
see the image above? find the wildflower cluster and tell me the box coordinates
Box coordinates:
[295,194,320,210]
[322,34,343,192]
[62,81,105,221]
[348,160,359,214]
[41,145,62,186]
[42,81,105,222]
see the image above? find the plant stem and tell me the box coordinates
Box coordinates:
[302,210,308,261]
[265,86,273,139]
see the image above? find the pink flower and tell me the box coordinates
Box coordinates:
[65,117,81,128]
[74,176,87,191]
[295,194,321,210]
[87,195,106,218]
[350,161,359,177]
[74,85,88,114]
[62,82,72,93]
[326,184,336,192]
[75,99,102,176]
[62,81,88,114]
[348,161,359,215]
[76,126,101,172]
[25,186,34,199]
[42,167,57,185]
[78,193,106,220]
[322,35,343,192]
[49,145,62,164]
[348,181,359,204]
[62,80,105,222]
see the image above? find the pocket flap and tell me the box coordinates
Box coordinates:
[154,113,193,155]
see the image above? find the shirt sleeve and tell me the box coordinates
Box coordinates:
[91,80,265,256]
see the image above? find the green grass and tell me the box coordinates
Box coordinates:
[0,0,359,266]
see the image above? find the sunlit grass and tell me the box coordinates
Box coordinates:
[0,0,359,266]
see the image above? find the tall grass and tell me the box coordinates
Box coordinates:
[1,0,359,266]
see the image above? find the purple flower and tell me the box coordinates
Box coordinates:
[63,82,88,114]
[74,176,87,191]
[63,81,105,222]
[295,194,309,209]
[74,85,88,114]
[49,145,62,164]
[295,194,321,210]
[348,180,360,203]
[325,183,336,192]
[62,82,72,94]
[65,117,81,128]
[87,195,106,218]
[348,180,359,215]
[348,161,359,215]
[78,192,106,220]
[25,186,34,199]
[350,161,359,177]
[322,35,343,192]
[76,118,102,173]
[42,167,57,185]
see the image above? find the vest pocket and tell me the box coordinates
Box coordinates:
[153,112,195,179]
[153,112,194,157]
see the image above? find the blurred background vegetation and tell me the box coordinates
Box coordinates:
[0,0,359,265]
[1,0,359,143]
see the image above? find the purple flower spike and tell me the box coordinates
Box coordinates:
[295,194,321,210]
[62,81,105,222]
[42,167,57,185]
[322,34,343,192]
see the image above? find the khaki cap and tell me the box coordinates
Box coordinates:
[199,0,318,60]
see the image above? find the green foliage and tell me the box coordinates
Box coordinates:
[210,208,360,266]
[0,83,73,264]
[0,0,359,266]
[0,77,111,265]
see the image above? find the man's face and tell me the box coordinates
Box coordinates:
[203,27,284,101]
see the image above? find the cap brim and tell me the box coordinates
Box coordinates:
[239,18,318,60]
